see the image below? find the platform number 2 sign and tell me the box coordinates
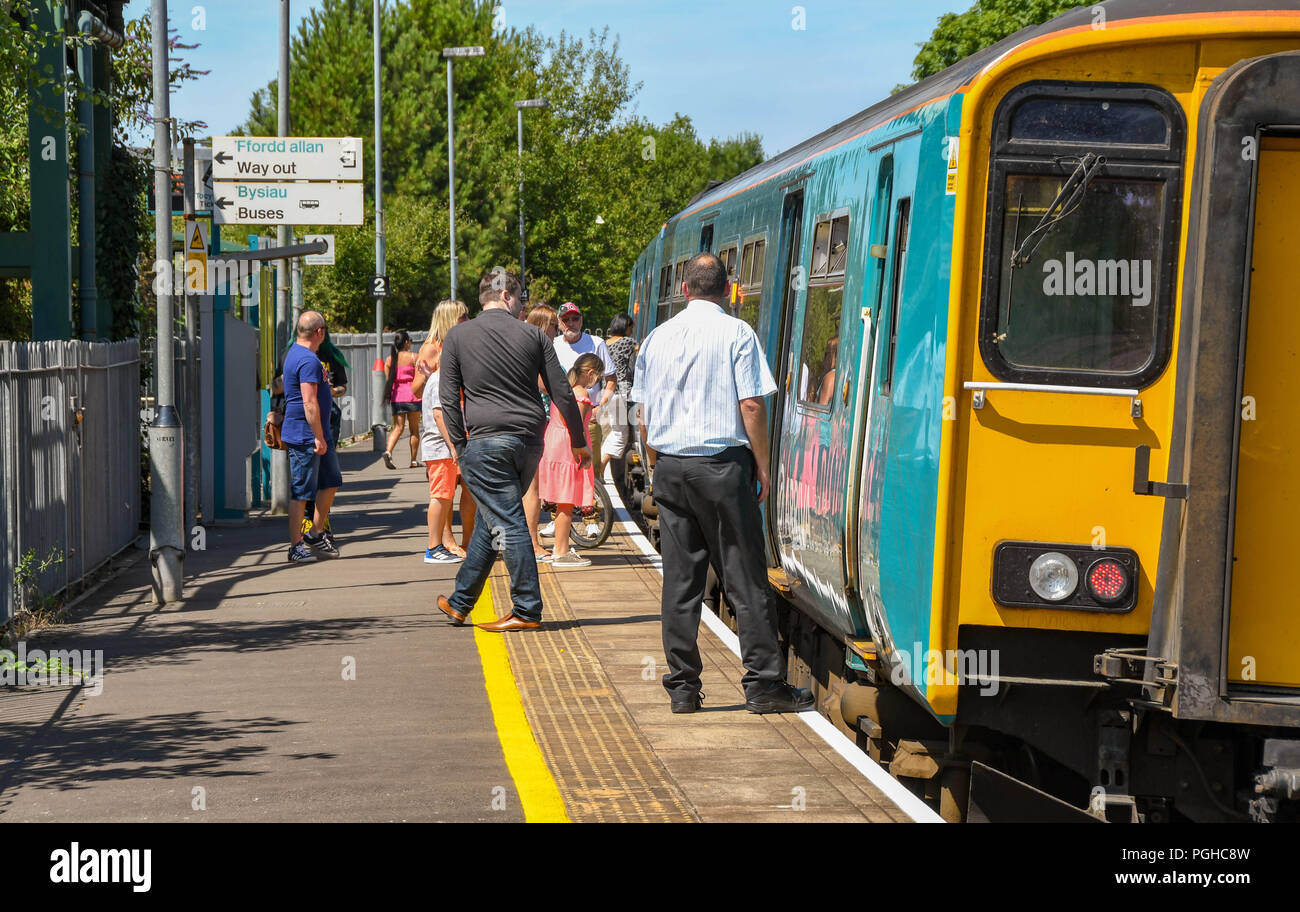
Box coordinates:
[371,275,389,297]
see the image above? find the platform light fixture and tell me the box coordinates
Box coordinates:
[515,97,549,301]
[442,46,487,299]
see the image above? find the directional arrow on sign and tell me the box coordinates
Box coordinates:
[212,181,363,225]
[213,136,363,182]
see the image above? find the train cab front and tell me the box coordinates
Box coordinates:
[939,19,1300,821]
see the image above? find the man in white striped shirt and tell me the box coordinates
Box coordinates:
[631,252,814,715]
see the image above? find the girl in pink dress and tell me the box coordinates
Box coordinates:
[537,353,604,567]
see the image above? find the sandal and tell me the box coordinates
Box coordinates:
[444,544,466,558]
[409,460,421,468]
[382,452,396,470]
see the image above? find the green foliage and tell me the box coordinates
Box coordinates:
[0,3,207,341]
[111,12,210,143]
[12,547,65,613]
[98,144,152,339]
[234,0,765,334]
[3,547,66,645]
[910,0,1094,81]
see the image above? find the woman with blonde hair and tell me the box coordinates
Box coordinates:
[523,303,558,560]
[412,300,475,560]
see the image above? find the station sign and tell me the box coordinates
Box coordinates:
[212,182,364,226]
[303,234,336,266]
[212,136,363,182]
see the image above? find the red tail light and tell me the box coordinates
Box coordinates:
[1087,558,1130,604]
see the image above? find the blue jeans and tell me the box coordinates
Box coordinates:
[448,435,545,622]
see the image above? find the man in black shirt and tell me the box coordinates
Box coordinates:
[437,269,589,631]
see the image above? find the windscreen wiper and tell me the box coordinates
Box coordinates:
[1009,152,1107,268]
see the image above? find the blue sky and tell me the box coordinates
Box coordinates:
[171,0,961,157]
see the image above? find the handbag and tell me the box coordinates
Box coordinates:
[264,405,285,450]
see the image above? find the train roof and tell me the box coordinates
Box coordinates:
[671,0,1291,222]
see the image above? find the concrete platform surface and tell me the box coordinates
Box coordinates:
[0,445,915,823]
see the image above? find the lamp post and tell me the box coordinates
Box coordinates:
[442,46,485,300]
[372,0,386,446]
[514,98,548,302]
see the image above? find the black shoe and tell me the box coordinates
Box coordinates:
[303,531,340,559]
[670,691,704,714]
[745,681,814,714]
[382,452,396,470]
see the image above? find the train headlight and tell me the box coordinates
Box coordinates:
[1028,552,1078,602]
[1086,558,1130,605]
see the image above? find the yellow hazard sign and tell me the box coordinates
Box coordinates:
[184,219,209,293]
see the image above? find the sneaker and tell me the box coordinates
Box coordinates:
[540,520,555,537]
[287,541,319,564]
[584,522,601,538]
[323,530,340,556]
[382,452,396,470]
[550,550,591,568]
[425,546,462,564]
[745,681,815,714]
[303,531,340,559]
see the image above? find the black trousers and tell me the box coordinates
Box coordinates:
[653,447,785,699]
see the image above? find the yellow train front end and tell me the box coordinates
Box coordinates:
[936,7,1300,820]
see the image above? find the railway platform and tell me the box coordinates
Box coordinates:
[0,447,934,823]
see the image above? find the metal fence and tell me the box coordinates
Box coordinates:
[0,340,142,622]
[331,331,426,441]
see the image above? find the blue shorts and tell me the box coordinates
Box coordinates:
[287,442,343,501]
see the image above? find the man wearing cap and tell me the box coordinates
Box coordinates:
[550,303,618,539]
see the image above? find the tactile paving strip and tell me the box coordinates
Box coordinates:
[488,566,698,823]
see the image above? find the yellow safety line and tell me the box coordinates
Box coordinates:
[469,584,571,823]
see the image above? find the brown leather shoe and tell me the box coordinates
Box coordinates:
[436,594,468,626]
[476,613,541,632]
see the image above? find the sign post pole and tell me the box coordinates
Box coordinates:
[149,0,184,604]
[182,138,201,538]
[271,0,291,516]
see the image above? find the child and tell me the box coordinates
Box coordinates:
[537,353,603,567]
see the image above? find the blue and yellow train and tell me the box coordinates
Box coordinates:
[621,0,1300,821]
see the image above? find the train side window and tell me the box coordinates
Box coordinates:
[798,211,849,408]
[718,244,738,283]
[673,259,686,299]
[735,235,765,331]
[881,199,911,397]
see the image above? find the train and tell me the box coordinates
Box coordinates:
[617,0,1300,822]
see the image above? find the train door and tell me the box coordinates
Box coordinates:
[844,151,893,603]
[1225,132,1300,690]
[855,136,920,653]
[764,188,806,560]
[1147,53,1300,726]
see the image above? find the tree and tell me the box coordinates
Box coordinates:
[234,1,765,334]
[910,0,1093,81]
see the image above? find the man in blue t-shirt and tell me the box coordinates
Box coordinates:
[283,311,343,564]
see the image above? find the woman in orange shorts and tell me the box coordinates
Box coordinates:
[414,300,472,563]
